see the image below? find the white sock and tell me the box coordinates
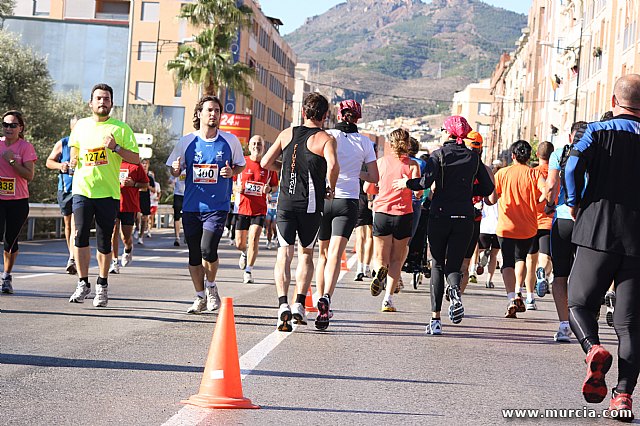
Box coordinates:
[205,280,216,288]
[560,321,570,328]
[527,292,535,301]
[357,262,363,273]
[364,264,370,274]
[196,290,205,298]
[383,294,392,303]
[245,266,252,273]
[507,292,516,301]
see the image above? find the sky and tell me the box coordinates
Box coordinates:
[259,0,532,35]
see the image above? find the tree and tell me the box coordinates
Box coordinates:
[166,0,255,97]
[0,0,15,29]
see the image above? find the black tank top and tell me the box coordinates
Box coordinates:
[278,126,327,213]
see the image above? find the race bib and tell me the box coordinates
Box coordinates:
[179,170,186,181]
[84,147,108,167]
[244,181,264,196]
[0,177,15,196]
[119,169,129,185]
[193,164,219,184]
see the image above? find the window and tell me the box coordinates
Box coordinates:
[138,41,157,62]
[135,81,154,102]
[253,99,265,121]
[476,123,490,137]
[34,0,51,16]
[141,2,160,22]
[95,0,130,20]
[477,102,491,116]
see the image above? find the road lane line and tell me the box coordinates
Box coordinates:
[163,253,356,424]
[137,256,161,261]
[15,273,57,279]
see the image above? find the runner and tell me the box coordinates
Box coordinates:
[235,135,278,284]
[45,117,78,275]
[354,175,374,281]
[264,187,278,249]
[546,121,587,342]
[148,171,161,236]
[0,110,37,295]
[67,83,140,307]
[565,74,640,419]
[488,140,545,318]
[315,99,378,329]
[109,160,149,274]
[166,95,245,314]
[394,117,494,334]
[171,169,186,246]
[477,195,500,289]
[135,158,155,245]
[260,92,338,332]
[367,128,419,313]
[523,141,554,310]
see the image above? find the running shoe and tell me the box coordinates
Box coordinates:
[514,295,526,313]
[187,296,206,314]
[448,284,464,324]
[535,267,548,298]
[381,299,396,312]
[554,324,572,343]
[243,271,253,284]
[137,237,144,245]
[425,318,442,335]
[605,290,616,328]
[582,344,613,403]
[238,252,247,270]
[505,299,518,318]
[525,298,537,311]
[173,239,180,247]
[478,249,490,269]
[475,264,484,276]
[206,286,221,311]
[485,281,495,288]
[370,266,387,297]
[292,302,307,325]
[354,272,364,282]
[121,251,132,267]
[93,285,108,307]
[1,274,13,294]
[228,238,235,246]
[133,229,139,239]
[277,303,292,332]
[146,230,151,238]
[609,389,634,422]
[66,258,77,275]
[469,274,477,284]
[109,259,120,274]
[445,284,451,302]
[315,296,330,330]
[394,277,404,294]
[69,282,90,303]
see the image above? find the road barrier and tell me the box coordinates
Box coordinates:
[26,203,174,240]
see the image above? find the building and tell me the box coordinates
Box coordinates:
[7,0,296,143]
[450,78,493,162]
[291,63,311,127]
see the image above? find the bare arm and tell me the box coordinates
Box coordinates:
[46,140,65,171]
[324,136,339,196]
[359,160,379,183]
[261,130,287,171]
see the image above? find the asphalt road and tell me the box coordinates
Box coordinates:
[0,229,627,425]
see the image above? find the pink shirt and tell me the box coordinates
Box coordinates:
[0,137,37,200]
[373,155,413,215]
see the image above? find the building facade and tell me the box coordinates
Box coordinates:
[8,0,296,143]
[450,78,493,162]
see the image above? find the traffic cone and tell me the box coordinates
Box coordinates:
[340,251,349,271]
[181,297,259,409]
[305,288,318,313]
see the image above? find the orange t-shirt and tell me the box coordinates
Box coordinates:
[534,163,552,230]
[495,163,543,239]
[373,155,414,216]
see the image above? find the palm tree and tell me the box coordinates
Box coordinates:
[167,0,255,97]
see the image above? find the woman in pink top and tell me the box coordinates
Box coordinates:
[1,111,37,294]
[365,128,419,312]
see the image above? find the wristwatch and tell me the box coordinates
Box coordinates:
[114,144,122,154]
[8,159,16,166]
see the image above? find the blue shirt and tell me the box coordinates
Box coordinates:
[549,147,572,220]
[166,131,246,213]
[57,136,73,193]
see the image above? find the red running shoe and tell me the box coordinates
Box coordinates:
[608,389,634,422]
[582,345,613,403]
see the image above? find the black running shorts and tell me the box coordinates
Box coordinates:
[276,210,321,248]
[373,212,413,240]
[318,198,359,241]
[236,214,265,231]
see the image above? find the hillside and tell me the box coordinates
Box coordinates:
[284,0,527,119]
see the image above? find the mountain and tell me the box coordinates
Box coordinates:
[284,0,527,120]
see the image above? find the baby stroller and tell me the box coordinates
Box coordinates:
[403,202,431,289]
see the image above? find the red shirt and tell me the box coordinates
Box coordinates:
[534,163,553,230]
[119,162,149,213]
[238,156,278,216]
[373,155,414,216]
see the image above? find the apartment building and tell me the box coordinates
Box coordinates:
[7,0,296,143]
[450,78,493,162]
[488,0,640,158]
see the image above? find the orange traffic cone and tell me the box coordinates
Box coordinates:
[305,288,318,312]
[181,297,259,409]
[340,251,349,271]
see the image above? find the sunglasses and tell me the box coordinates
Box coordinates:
[2,122,20,128]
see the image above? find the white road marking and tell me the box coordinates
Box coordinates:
[137,256,161,261]
[14,273,57,279]
[162,252,357,425]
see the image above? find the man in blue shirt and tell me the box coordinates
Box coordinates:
[167,96,246,314]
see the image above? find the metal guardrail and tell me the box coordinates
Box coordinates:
[26,203,174,240]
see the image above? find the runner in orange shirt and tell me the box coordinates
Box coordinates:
[488,140,546,318]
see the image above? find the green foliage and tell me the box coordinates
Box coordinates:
[167,0,255,96]
[112,106,177,197]
[0,0,15,27]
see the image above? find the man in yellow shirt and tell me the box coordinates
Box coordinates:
[68,83,140,307]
